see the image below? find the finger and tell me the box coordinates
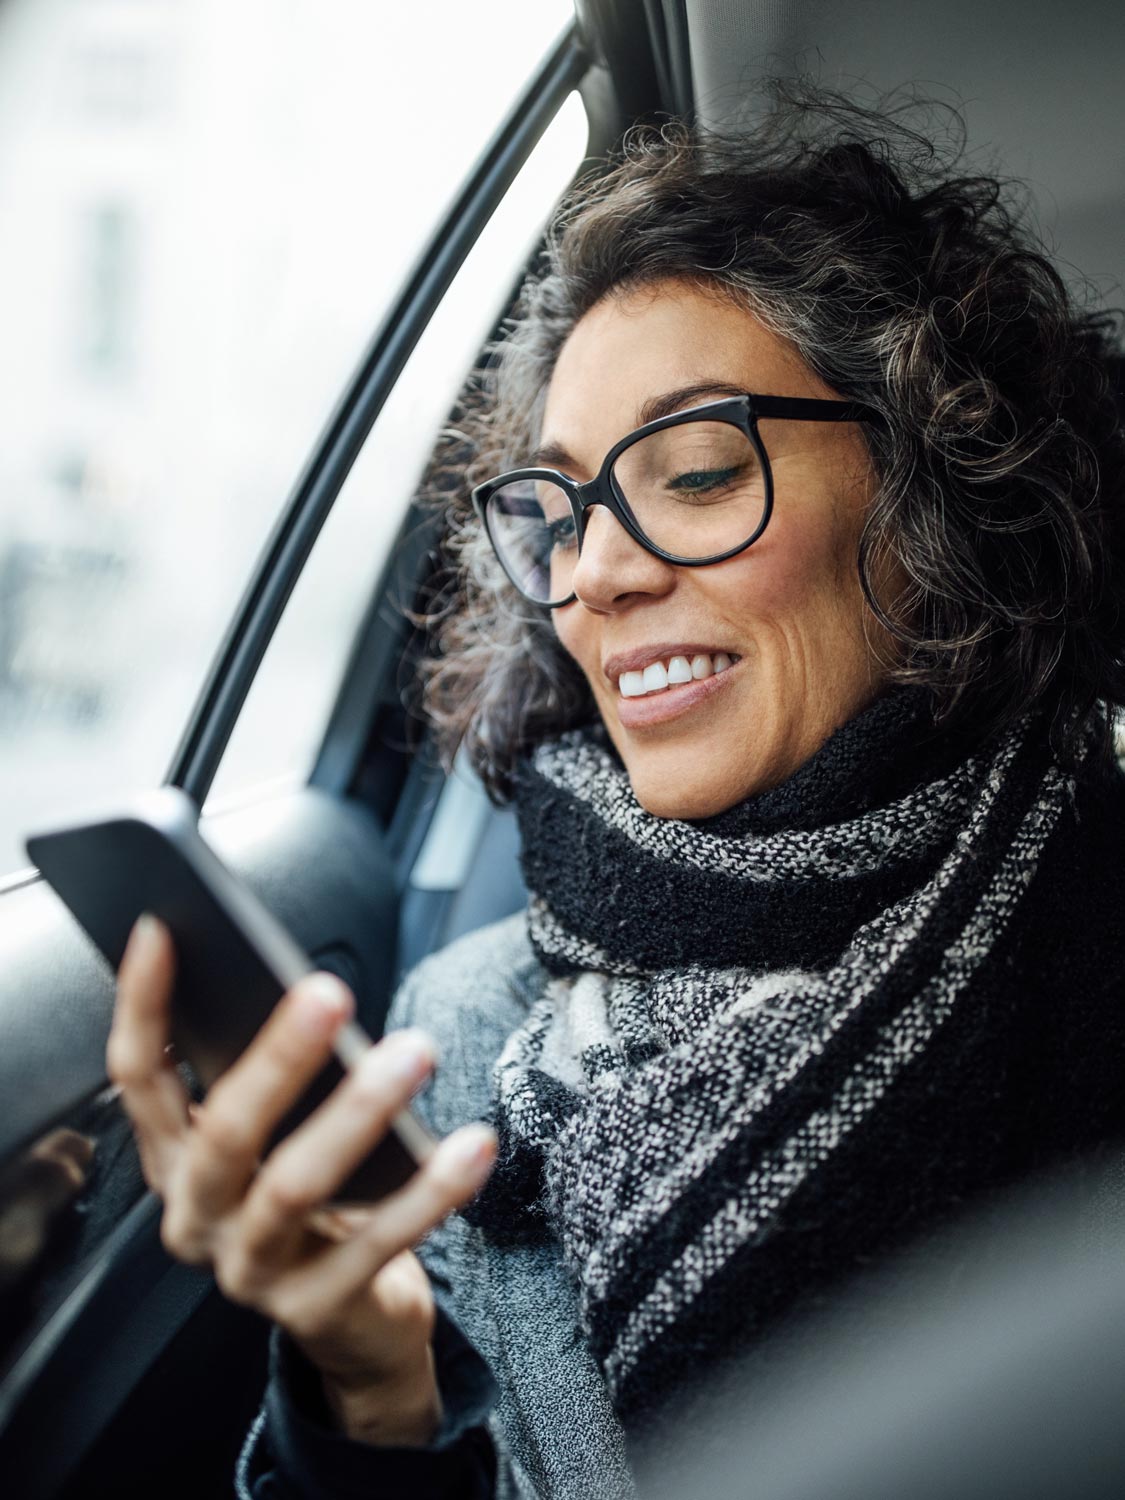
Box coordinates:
[269,1124,497,1320]
[174,973,354,1224]
[106,915,190,1184]
[235,1030,436,1265]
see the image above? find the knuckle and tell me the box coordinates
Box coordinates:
[159,1204,206,1265]
[213,1245,265,1306]
[189,1095,257,1165]
[105,1030,145,1089]
[268,1292,323,1343]
[356,1216,394,1265]
[258,1169,315,1221]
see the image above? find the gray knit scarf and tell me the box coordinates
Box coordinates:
[464,688,1088,1433]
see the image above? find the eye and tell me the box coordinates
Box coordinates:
[666,465,743,496]
[545,513,577,550]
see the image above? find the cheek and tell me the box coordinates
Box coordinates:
[552,605,599,683]
[717,506,858,628]
[551,606,579,662]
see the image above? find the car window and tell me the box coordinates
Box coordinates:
[205,96,588,812]
[0,0,572,875]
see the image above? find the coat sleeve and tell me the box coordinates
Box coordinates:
[233,1308,498,1499]
[231,919,537,1499]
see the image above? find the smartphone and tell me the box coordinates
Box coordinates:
[26,787,437,1204]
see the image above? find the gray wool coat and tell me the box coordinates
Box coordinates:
[387,911,636,1500]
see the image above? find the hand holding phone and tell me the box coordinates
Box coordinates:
[109,913,497,1443]
[28,787,434,1202]
[28,791,498,1441]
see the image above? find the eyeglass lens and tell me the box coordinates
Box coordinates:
[486,420,768,604]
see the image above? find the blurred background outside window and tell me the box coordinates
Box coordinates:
[0,0,575,873]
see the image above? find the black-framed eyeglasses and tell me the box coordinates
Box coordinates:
[471,393,879,607]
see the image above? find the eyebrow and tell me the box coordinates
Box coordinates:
[528,381,747,474]
[638,381,746,426]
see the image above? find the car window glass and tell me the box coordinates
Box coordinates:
[205,96,588,810]
[0,0,573,875]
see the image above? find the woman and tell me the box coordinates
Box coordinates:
[107,94,1125,1499]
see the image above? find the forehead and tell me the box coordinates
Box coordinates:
[540,279,828,460]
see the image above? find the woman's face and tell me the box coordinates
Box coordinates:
[543,279,893,820]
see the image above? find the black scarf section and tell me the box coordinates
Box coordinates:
[514,685,982,977]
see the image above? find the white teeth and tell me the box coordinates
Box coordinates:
[617,652,739,697]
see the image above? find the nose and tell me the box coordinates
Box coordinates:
[568,504,677,611]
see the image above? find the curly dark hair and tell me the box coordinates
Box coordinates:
[419,87,1125,800]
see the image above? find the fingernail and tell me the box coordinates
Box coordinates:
[382,1029,435,1087]
[294,975,352,1036]
[128,913,161,964]
[445,1125,498,1181]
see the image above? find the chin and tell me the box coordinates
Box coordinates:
[620,734,793,819]
[628,772,747,822]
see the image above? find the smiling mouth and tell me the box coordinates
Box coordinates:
[616,651,740,699]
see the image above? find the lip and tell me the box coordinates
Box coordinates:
[602,642,741,683]
[614,655,743,729]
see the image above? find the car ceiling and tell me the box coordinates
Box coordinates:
[641,0,1125,311]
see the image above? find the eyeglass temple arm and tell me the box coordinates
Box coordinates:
[750,396,878,423]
